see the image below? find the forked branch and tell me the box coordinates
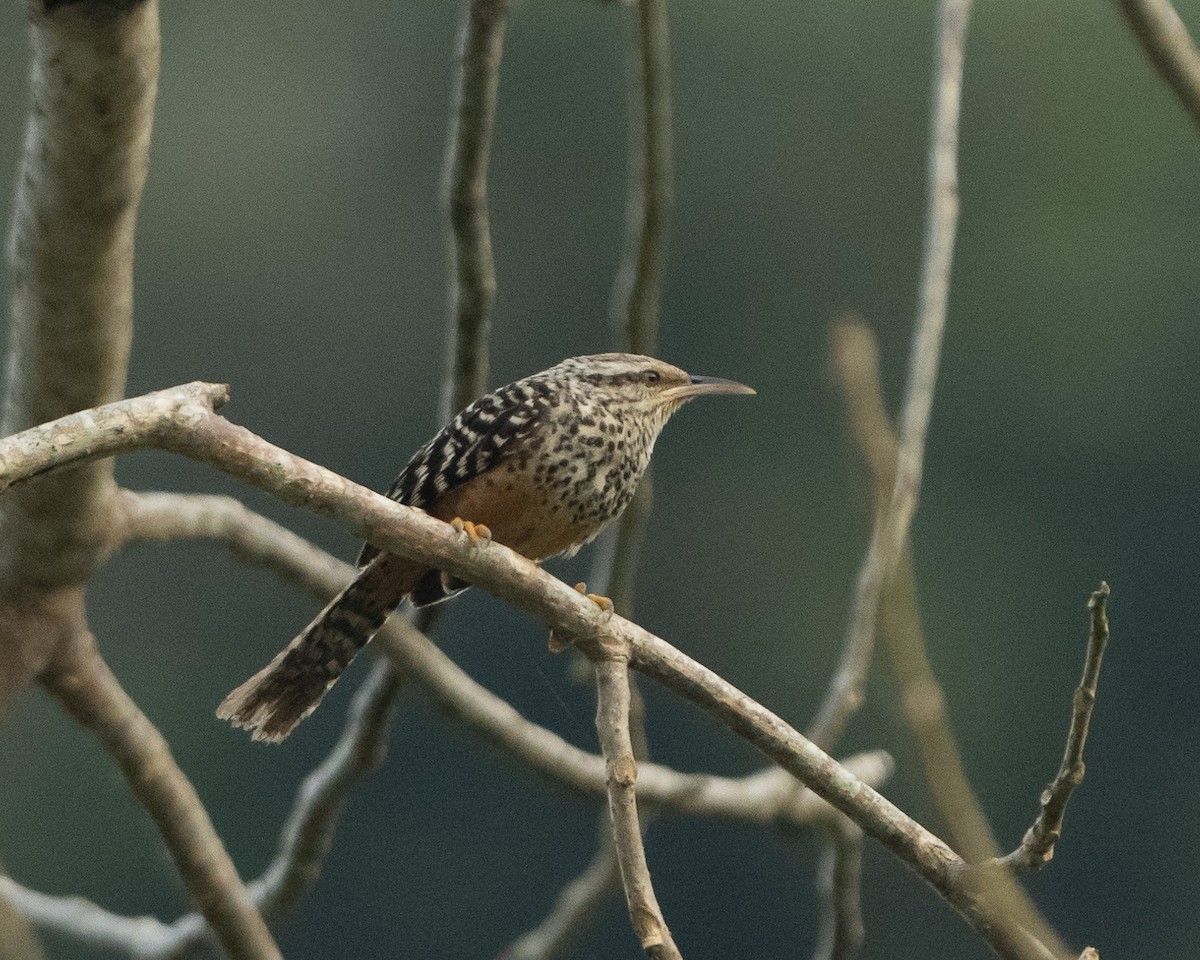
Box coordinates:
[0,386,1055,959]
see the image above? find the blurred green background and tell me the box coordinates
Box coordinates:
[2,0,1198,957]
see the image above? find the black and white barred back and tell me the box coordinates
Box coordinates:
[219,354,721,742]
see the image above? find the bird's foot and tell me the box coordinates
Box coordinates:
[574,581,615,618]
[548,582,615,652]
[451,517,492,546]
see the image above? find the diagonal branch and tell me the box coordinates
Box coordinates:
[42,629,280,960]
[1115,0,1200,130]
[998,584,1111,872]
[0,386,1055,958]
[119,489,893,826]
[807,0,973,750]
[159,661,402,959]
[829,316,1001,863]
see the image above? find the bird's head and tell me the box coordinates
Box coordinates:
[550,353,755,420]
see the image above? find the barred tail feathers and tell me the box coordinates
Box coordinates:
[217,554,422,742]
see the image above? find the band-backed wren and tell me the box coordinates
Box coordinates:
[218,353,754,741]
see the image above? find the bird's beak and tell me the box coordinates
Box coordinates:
[661,375,756,402]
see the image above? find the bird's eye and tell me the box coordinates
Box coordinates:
[644,370,661,384]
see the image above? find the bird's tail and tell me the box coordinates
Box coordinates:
[217,553,423,742]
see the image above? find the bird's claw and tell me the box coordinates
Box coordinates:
[451,517,492,546]
[547,582,615,652]
[573,581,615,618]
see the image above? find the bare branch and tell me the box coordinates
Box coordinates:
[42,630,280,960]
[829,316,1000,863]
[531,0,678,945]
[0,389,1052,957]
[443,0,508,415]
[812,818,865,960]
[0,876,171,958]
[608,0,673,355]
[0,868,46,960]
[1115,0,1200,130]
[140,660,403,959]
[0,0,160,589]
[998,584,1111,873]
[0,619,405,955]
[497,828,618,960]
[591,649,680,959]
[119,489,892,826]
[830,317,1071,958]
[808,0,972,750]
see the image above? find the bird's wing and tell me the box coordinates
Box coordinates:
[357,380,553,567]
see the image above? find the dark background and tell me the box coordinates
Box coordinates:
[2,0,1198,957]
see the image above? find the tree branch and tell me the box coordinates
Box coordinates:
[589,647,679,959]
[119,489,892,826]
[829,316,1001,863]
[1115,0,1200,130]
[496,829,618,960]
[0,862,45,960]
[0,387,1053,958]
[42,630,280,960]
[608,0,673,356]
[530,1,678,947]
[830,317,1071,958]
[443,0,508,415]
[0,0,160,589]
[998,584,1111,873]
[812,818,865,960]
[807,0,972,750]
[0,876,171,958]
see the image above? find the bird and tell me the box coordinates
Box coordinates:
[217,353,754,742]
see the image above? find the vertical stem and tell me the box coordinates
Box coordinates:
[443,0,508,418]
[609,0,673,355]
[806,0,972,752]
[0,0,161,715]
[1,1,159,589]
[593,656,681,960]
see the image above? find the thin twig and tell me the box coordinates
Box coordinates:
[829,316,1001,863]
[0,387,1052,958]
[42,630,281,960]
[608,0,673,355]
[1115,0,1200,130]
[998,584,1111,872]
[497,828,619,960]
[143,661,403,960]
[443,0,508,416]
[830,317,1070,957]
[522,0,678,946]
[591,649,680,959]
[812,817,865,960]
[807,0,973,751]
